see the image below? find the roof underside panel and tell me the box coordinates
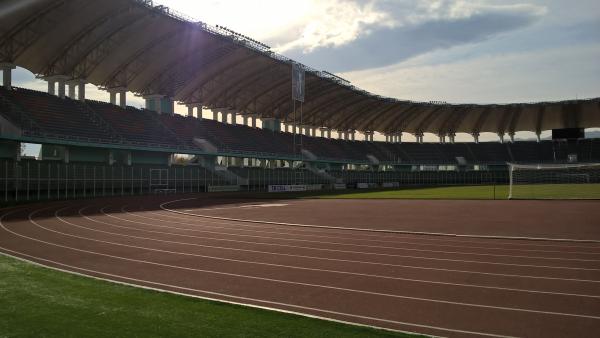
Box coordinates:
[1,0,598,135]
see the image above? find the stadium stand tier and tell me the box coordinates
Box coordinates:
[2,87,600,165]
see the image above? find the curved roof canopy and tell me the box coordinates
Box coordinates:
[1,0,599,136]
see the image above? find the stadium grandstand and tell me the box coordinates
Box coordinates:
[1,1,600,337]
[1,0,599,201]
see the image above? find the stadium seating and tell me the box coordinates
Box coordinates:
[3,87,114,142]
[88,101,182,148]
[1,87,599,165]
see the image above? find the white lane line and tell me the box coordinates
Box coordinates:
[191,203,290,211]
[128,208,600,257]
[50,205,600,299]
[162,198,600,244]
[11,206,600,321]
[78,206,600,285]
[3,248,483,338]
[154,206,600,251]
[97,207,600,272]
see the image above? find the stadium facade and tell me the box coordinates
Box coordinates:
[0,0,599,202]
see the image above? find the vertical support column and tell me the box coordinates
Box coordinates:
[57,77,66,99]
[244,116,250,126]
[68,83,76,99]
[110,91,117,105]
[67,79,86,100]
[144,94,164,114]
[119,90,126,108]
[231,112,237,125]
[472,132,480,144]
[1,63,16,89]
[212,109,219,121]
[47,79,56,95]
[78,81,86,102]
[448,132,456,144]
[251,116,257,128]
[187,105,194,117]
[415,132,424,143]
[327,128,332,139]
[397,132,403,143]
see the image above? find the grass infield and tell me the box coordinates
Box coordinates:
[315,184,600,200]
[0,254,418,338]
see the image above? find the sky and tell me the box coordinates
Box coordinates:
[11,0,600,145]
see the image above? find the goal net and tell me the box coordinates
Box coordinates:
[508,163,600,199]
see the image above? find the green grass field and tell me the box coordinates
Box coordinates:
[0,254,416,338]
[316,184,600,200]
[236,183,600,200]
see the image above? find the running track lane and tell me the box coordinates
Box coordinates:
[0,200,599,337]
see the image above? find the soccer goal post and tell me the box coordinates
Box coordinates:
[508,163,600,199]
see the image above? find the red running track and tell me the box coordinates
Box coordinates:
[1,195,600,337]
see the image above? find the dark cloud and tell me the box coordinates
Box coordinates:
[285,2,545,72]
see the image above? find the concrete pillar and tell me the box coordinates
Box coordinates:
[110,91,117,105]
[251,116,257,128]
[47,80,56,95]
[196,107,203,119]
[144,94,163,113]
[68,83,76,99]
[57,78,66,99]
[244,116,250,127]
[187,105,194,117]
[78,81,86,102]
[212,109,219,121]
[156,97,163,114]
[397,132,403,143]
[231,112,237,125]
[448,133,456,144]
[1,63,16,89]
[351,131,356,141]
[67,79,85,101]
[119,90,126,108]
[327,129,332,138]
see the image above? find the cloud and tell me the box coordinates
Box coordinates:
[273,0,395,53]
[280,0,546,72]
[339,43,600,104]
